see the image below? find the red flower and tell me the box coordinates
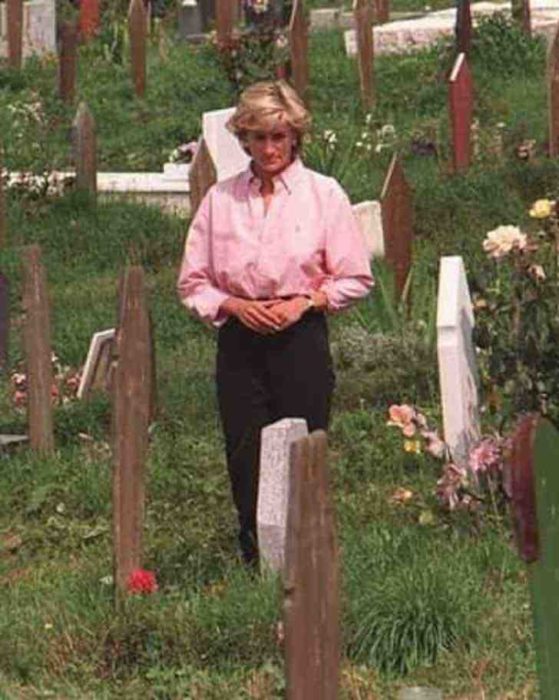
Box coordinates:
[126,568,158,595]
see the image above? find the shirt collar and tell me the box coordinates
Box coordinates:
[241,157,304,195]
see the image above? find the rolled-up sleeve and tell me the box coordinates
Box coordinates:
[177,190,230,326]
[319,181,374,311]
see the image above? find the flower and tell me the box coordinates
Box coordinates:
[404,439,422,453]
[436,462,467,510]
[390,487,414,503]
[529,199,555,219]
[528,263,546,281]
[126,568,158,595]
[387,403,415,429]
[422,430,446,458]
[482,225,528,259]
[323,130,337,147]
[245,0,269,13]
[468,437,502,475]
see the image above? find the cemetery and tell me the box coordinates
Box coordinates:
[2,0,559,696]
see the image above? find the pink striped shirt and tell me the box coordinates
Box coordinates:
[177,158,374,326]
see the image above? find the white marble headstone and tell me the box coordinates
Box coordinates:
[436,256,480,468]
[202,107,250,181]
[352,200,384,258]
[257,417,308,573]
[0,0,56,58]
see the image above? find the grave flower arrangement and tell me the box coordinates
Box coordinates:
[10,353,81,411]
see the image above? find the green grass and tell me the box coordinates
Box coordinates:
[0,14,549,698]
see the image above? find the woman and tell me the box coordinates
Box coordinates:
[177,81,373,567]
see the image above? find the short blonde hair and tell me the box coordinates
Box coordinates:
[227,81,311,152]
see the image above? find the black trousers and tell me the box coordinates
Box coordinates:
[216,312,335,564]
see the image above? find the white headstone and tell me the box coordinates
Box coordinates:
[353,200,384,257]
[202,107,250,181]
[257,417,308,573]
[0,0,56,58]
[436,256,480,468]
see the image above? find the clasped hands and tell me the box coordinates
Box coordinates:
[221,295,315,334]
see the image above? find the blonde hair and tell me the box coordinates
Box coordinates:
[227,81,311,152]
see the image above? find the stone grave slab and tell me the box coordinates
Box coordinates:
[449,52,473,173]
[202,108,249,181]
[257,417,308,573]
[178,0,203,40]
[77,328,115,399]
[352,200,384,258]
[436,255,480,468]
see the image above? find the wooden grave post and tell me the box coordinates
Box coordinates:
[188,139,217,217]
[129,0,147,98]
[508,415,559,698]
[58,21,78,104]
[7,0,24,69]
[374,0,389,24]
[72,102,97,197]
[455,0,472,55]
[0,272,8,370]
[289,0,309,101]
[22,245,54,454]
[216,0,236,47]
[511,0,531,35]
[380,153,413,298]
[354,0,375,112]
[449,52,473,173]
[284,431,340,700]
[548,24,559,158]
[80,0,100,41]
[113,266,153,599]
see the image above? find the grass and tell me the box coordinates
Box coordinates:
[0,13,549,698]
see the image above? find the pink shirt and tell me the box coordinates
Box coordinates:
[177,158,374,326]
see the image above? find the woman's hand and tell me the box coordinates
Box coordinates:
[267,297,310,330]
[220,297,283,334]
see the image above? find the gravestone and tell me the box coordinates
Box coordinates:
[284,431,340,700]
[188,138,217,216]
[178,0,203,40]
[80,0,100,40]
[380,154,413,297]
[77,328,116,399]
[352,201,384,258]
[72,102,97,196]
[216,0,235,46]
[7,0,23,68]
[375,0,389,23]
[354,0,375,111]
[512,0,531,34]
[58,21,78,104]
[448,52,473,173]
[0,0,56,59]
[548,23,559,157]
[202,107,250,180]
[129,0,147,97]
[113,267,153,597]
[0,272,8,369]
[257,418,308,573]
[289,0,309,101]
[455,0,472,54]
[22,245,54,454]
[436,255,480,468]
[198,0,215,30]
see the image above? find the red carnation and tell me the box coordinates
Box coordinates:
[126,568,158,595]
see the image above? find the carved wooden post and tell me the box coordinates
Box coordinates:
[188,139,217,217]
[289,0,309,101]
[22,245,54,453]
[380,154,413,298]
[129,0,147,98]
[0,272,8,370]
[354,0,375,111]
[80,0,100,41]
[455,0,472,55]
[7,0,24,69]
[374,0,389,24]
[548,24,559,158]
[216,0,235,47]
[448,53,473,173]
[284,431,340,700]
[113,266,153,599]
[72,102,97,197]
[58,22,78,104]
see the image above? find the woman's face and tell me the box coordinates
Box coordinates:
[244,123,297,178]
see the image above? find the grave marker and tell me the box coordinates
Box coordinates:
[77,328,116,399]
[455,0,471,55]
[7,0,23,68]
[22,245,54,454]
[216,0,235,47]
[188,138,217,217]
[129,0,147,98]
[289,0,309,101]
[178,0,203,40]
[511,0,531,35]
[257,418,308,573]
[202,107,250,181]
[284,431,340,700]
[352,201,384,257]
[380,154,413,296]
[374,0,389,24]
[0,272,8,369]
[72,102,97,196]
[113,267,153,597]
[448,52,473,173]
[548,23,559,157]
[354,0,375,111]
[436,255,480,468]
[58,21,78,104]
[80,0,100,40]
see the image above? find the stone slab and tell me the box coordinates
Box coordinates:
[0,0,55,58]
[202,108,249,181]
[352,200,384,258]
